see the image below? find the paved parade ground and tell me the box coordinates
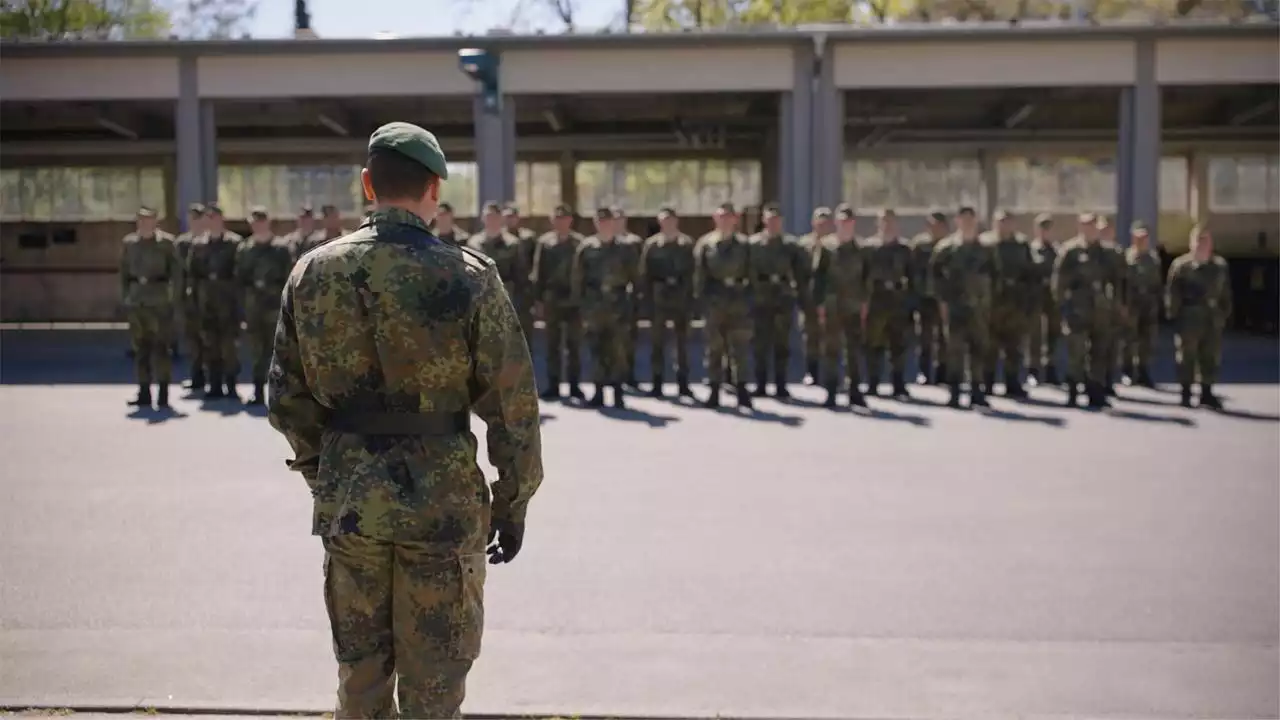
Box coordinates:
[1,329,1278,719]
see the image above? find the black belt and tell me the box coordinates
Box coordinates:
[326,410,470,435]
[129,276,169,284]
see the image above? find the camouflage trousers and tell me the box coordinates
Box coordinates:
[199,296,241,378]
[543,301,582,383]
[1174,314,1223,385]
[864,292,910,382]
[650,302,691,378]
[1120,304,1160,371]
[244,306,277,384]
[705,297,752,384]
[914,297,945,376]
[583,304,629,385]
[801,304,822,370]
[752,300,794,380]
[181,299,205,375]
[944,308,989,385]
[127,303,174,384]
[322,535,486,720]
[821,304,864,389]
[987,301,1030,378]
[1064,314,1113,385]
[1027,295,1061,372]
[624,305,639,378]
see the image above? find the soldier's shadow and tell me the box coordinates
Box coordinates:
[1114,393,1186,408]
[539,413,557,425]
[851,404,931,428]
[778,395,826,410]
[598,405,680,428]
[1207,406,1280,422]
[1106,408,1197,427]
[243,403,269,418]
[126,406,187,425]
[199,397,245,416]
[976,405,1066,428]
[714,404,804,427]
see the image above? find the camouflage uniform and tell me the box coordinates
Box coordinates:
[639,231,696,396]
[291,227,328,260]
[811,233,869,407]
[468,231,529,348]
[1124,242,1164,386]
[174,227,207,390]
[618,226,645,386]
[268,200,543,718]
[695,230,754,409]
[1052,234,1122,408]
[797,231,824,384]
[747,230,805,398]
[1103,239,1129,395]
[187,228,244,398]
[510,225,539,352]
[532,230,584,399]
[436,228,471,248]
[983,224,1035,396]
[1027,236,1062,385]
[862,235,913,397]
[236,234,293,404]
[1166,249,1232,408]
[929,234,997,408]
[572,234,636,407]
[909,231,947,385]
[120,226,179,406]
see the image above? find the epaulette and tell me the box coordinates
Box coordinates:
[458,243,496,270]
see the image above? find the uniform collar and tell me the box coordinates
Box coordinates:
[362,207,431,233]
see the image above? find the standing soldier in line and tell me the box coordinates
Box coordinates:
[1026,213,1061,387]
[470,202,529,347]
[639,206,696,398]
[929,206,997,409]
[503,203,539,352]
[288,203,326,260]
[1123,220,1163,388]
[1097,216,1128,397]
[236,206,294,406]
[747,204,805,399]
[811,203,869,408]
[187,203,244,400]
[695,202,754,410]
[910,209,949,386]
[612,205,645,388]
[862,209,914,399]
[798,207,834,385]
[532,204,585,401]
[432,201,471,247]
[267,121,543,718]
[319,203,348,244]
[120,206,179,409]
[174,203,209,393]
[1166,225,1231,409]
[983,210,1035,398]
[1052,213,1118,409]
[572,207,635,409]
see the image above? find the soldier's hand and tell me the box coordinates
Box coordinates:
[487,518,524,564]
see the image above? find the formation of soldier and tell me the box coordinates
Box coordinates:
[120,197,1234,414]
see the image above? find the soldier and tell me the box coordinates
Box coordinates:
[532,204,585,400]
[695,202,754,410]
[267,121,543,719]
[611,205,644,388]
[1124,220,1163,388]
[236,206,293,406]
[174,203,209,392]
[187,203,244,399]
[289,203,326,260]
[119,206,179,409]
[639,206,696,398]
[929,206,996,409]
[747,204,805,399]
[1097,216,1128,397]
[1166,225,1232,409]
[983,210,1035,398]
[798,207,834,385]
[502,203,539,352]
[1026,213,1062,387]
[320,203,348,244]
[432,201,471,247]
[811,203,869,408]
[1052,213,1120,409]
[862,209,914,399]
[910,209,949,386]
[469,202,529,348]
[572,207,635,408]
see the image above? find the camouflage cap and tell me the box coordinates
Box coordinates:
[956,205,976,216]
[249,205,270,220]
[1035,212,1054,227]
[715,202,737,215]
[187,202,207,216]
[1095,215,1112,229]
[367,121,448,180]
[482,201,503,215]
[877,208,897,219]
[594,207,616,220]
[834,204,855,220]
[137,206,157,218]
[993,209,1012,221]
[928,209,948,223]
[501,202,519,216]
[657,206,678,220]
[762,203,782,218]
[205,202,223,215]
[321,203,339,215]
[1131,220,1150,234]
[552,203,574,218]
[812,206,833,220]
[609,204,626,217]
[1077,212,1097,224]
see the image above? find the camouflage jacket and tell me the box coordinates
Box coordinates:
[119,231,178,309]
[1052,236,1123,320]
[187,230,244,312]
[983,231,1036,308]
[532,231,583,303]
[436,227,471,248]
[1165,252,1232,323]
[267,207,543,543]
[468,231,527,301]
[747,232,806,305]
[1125,247,1164,311]
[571,235,635,313]
[236,235,294,318]
[862,235,913,299]
[929,235,997,314]
[640,232,695,307]
[1029,238,1059,300]
[173,231,201,306]
[909,232,945,300]
[812,234,869,313]
[694,231,752,300]
[286,228,326,262]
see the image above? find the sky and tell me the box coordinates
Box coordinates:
[249,0,621,39]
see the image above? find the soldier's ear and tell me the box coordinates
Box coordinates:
[360,168,375,202]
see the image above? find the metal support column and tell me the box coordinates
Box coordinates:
[1116,87,1135,243]
[501,94,516,204]
[979,151,999,224]
[474,94,515,210]
[175,56,202,232]
[1130,38,1162,247]
[811,36,844,211]
[780,41,814,235]
[199,100,218,203]
[559,151,578,213]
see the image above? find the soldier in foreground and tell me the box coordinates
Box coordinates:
[1166,225,1231,409]
[503,204,539,352]
[432,201,470,247]
[862,209,914,399]
[747,205,804,399]
[187,203,243,399]
[1052,213,1117,409]
[174,203,209,392]
[573,207,634,408]
[929,206,995,409]
[812,204,869,408]
[695,202,754,409]
[268,122,543,718]
[1026,213,1061,387]
[639,206,695,398]
[1123,221,1163,388]
[798,207,833,385]
[984,210,1034,398]
[910,210,949,385]
[236,207,293,406]
[532,204,585,400]
[119,207,178,409]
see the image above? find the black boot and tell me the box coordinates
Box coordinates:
[935,362,949,389]
[984,372,998,396]
[676,372,693,398]
[890,371,910,400]
[568,379,585,401]
[156,383,170,409]
[649,373,664,398]
[248,382,265,406]
[588,384,605,407]
[752,370,769,398]
[849,384,867,408]
[205,367,225,399]
[1045,363,1060,386]
[774,370,790,400]
[612,384,626,409]
[624,366,638,390]
[1105,371,1117,397]
[1005,370,1027,399]
[866,375,880,398]
[539,376,561,401]
[1137,366,1155,389]
[970,383,989,408]
[225,375,240,402]
[185,367,206,392]
[947,383,962,409]
[1180,384,1193,408]
[737,384,754,410]
[805,360,819,386]
[1200,384,1223,411]
[702,383,721,409]
[128,384,152,407]
[823,385,838,409]
[1066,380,1078,408]
[1086,381,1109,410]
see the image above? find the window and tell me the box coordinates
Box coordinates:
[1208,155,1280,212]
[845,158,983,213]
[0,166,164,221]
[439,162,479,216]
[575,159,762,215]
[217,165,366,219]
[514,162,562,217]
[996,156,1115,213]
[1160,156,1189,212]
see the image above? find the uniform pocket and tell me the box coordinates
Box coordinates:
[451,553,487,660]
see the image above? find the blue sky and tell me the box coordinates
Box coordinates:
[249,0,620,38]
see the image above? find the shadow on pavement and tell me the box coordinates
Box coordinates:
[125,406,188,424]
[1209,406,1280,423]
[1115,393,1186,409]
[1106,408,1197,427]
[199,397,246,417]
[539,413,557,425]
[978,406,1067,428]
[598,405,680,428]
[713,404,804,427]
[852,405,931,427]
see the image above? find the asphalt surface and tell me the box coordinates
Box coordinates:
[1,330,1278,719]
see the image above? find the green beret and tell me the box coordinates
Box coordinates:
[368,121,448,180]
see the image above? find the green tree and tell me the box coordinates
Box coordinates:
[166,0,257,39]
[0,0,169,39]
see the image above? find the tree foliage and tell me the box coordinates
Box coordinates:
[165,0,257,39]
[0,0,168,39]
